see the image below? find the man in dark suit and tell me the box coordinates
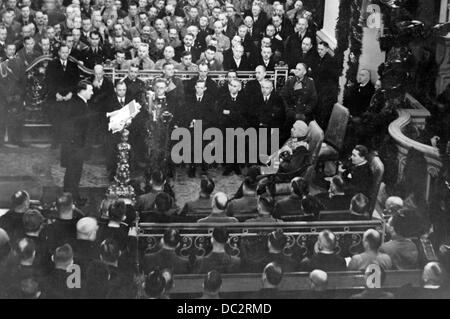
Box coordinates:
[251,46,276,71]
[313,41,340,127]
[274,177,309,218]
[243,65,266,111]
[344,69,376,119]
[288,36,319,71]
[105,81,130,180]
[45,44,80,148]
[193,227,240,274]
[60,81,93,202]
[185,62,218,98]
[90,64,115,145]
[226,178,258,218]
[123,64,146,104]
[223,44,251,71]
[244,230,297,274]
[272,13,294,42]
[174,32,200,63]
[247,79,285,131]
[185,79,216,177]
[339,144,373,198]
[218,78,246,175]
[245,5,268,41]
[81,30,108,69]
[280,62,318,125]
[218,12,236,40]
[143,229,190,274]
[315,175,353,211]
[248,262,285,299]
[285,17,316,67]
[72,217,100,276]
[180,176,215,221]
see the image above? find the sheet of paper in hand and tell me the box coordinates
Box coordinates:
[107,100,142,133]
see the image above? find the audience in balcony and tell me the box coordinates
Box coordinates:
[348,229,392,271]
[197,192,238,223]
[380,209,419,270]
[299,230,346,272]
[193,227,240,274]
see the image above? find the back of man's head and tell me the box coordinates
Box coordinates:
[301,195,324,217]
[108,200,126,222]
[56,192,74,215]
[363,229,382,251]
[317,230,336,253]
[384,196,403,214]
[212,227,228,245]
[309,269,328,291]
[200,176,215,196]
[11,190,29,210]
[263,262,283,287]
[350,193,369,215]
[76,217,98,241]
[22,209,45,233]
[163,228,180,248]
[203,270,222,294]
[151,170,165,187]
[423,262,445,287]
[99,238,121,264]
[243,177,257,195]
[145,270,166,298]
[154,192,172,213]
[268,229,287,252]
[212,192,228,211]
[257,195,274,215]
[291,177,309,197]
[53,243,73,268]
[16,237,36,262]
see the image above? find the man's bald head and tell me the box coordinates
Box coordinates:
[309,269,328,291]
[212,192,228,211]
[76,217,98,241]
[317,230,336,253]
[363,229,382,251]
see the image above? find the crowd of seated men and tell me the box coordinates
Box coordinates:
[0,164,447,298]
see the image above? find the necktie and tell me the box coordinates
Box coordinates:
[62,62,66,71]
[120,98,124,106]
[185,65,189,71]
[232,97,236,102]
[198,97,201,102]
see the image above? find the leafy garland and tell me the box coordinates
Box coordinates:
[335,0,352,76]
[343,0,363,96]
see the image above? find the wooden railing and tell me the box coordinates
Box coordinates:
[170,270,422,295]
[137,219,385,259]
[388,93,442,200]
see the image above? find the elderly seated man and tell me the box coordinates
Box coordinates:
[262,120,310,176]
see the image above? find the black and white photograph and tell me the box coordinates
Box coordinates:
[0,0,449,302]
